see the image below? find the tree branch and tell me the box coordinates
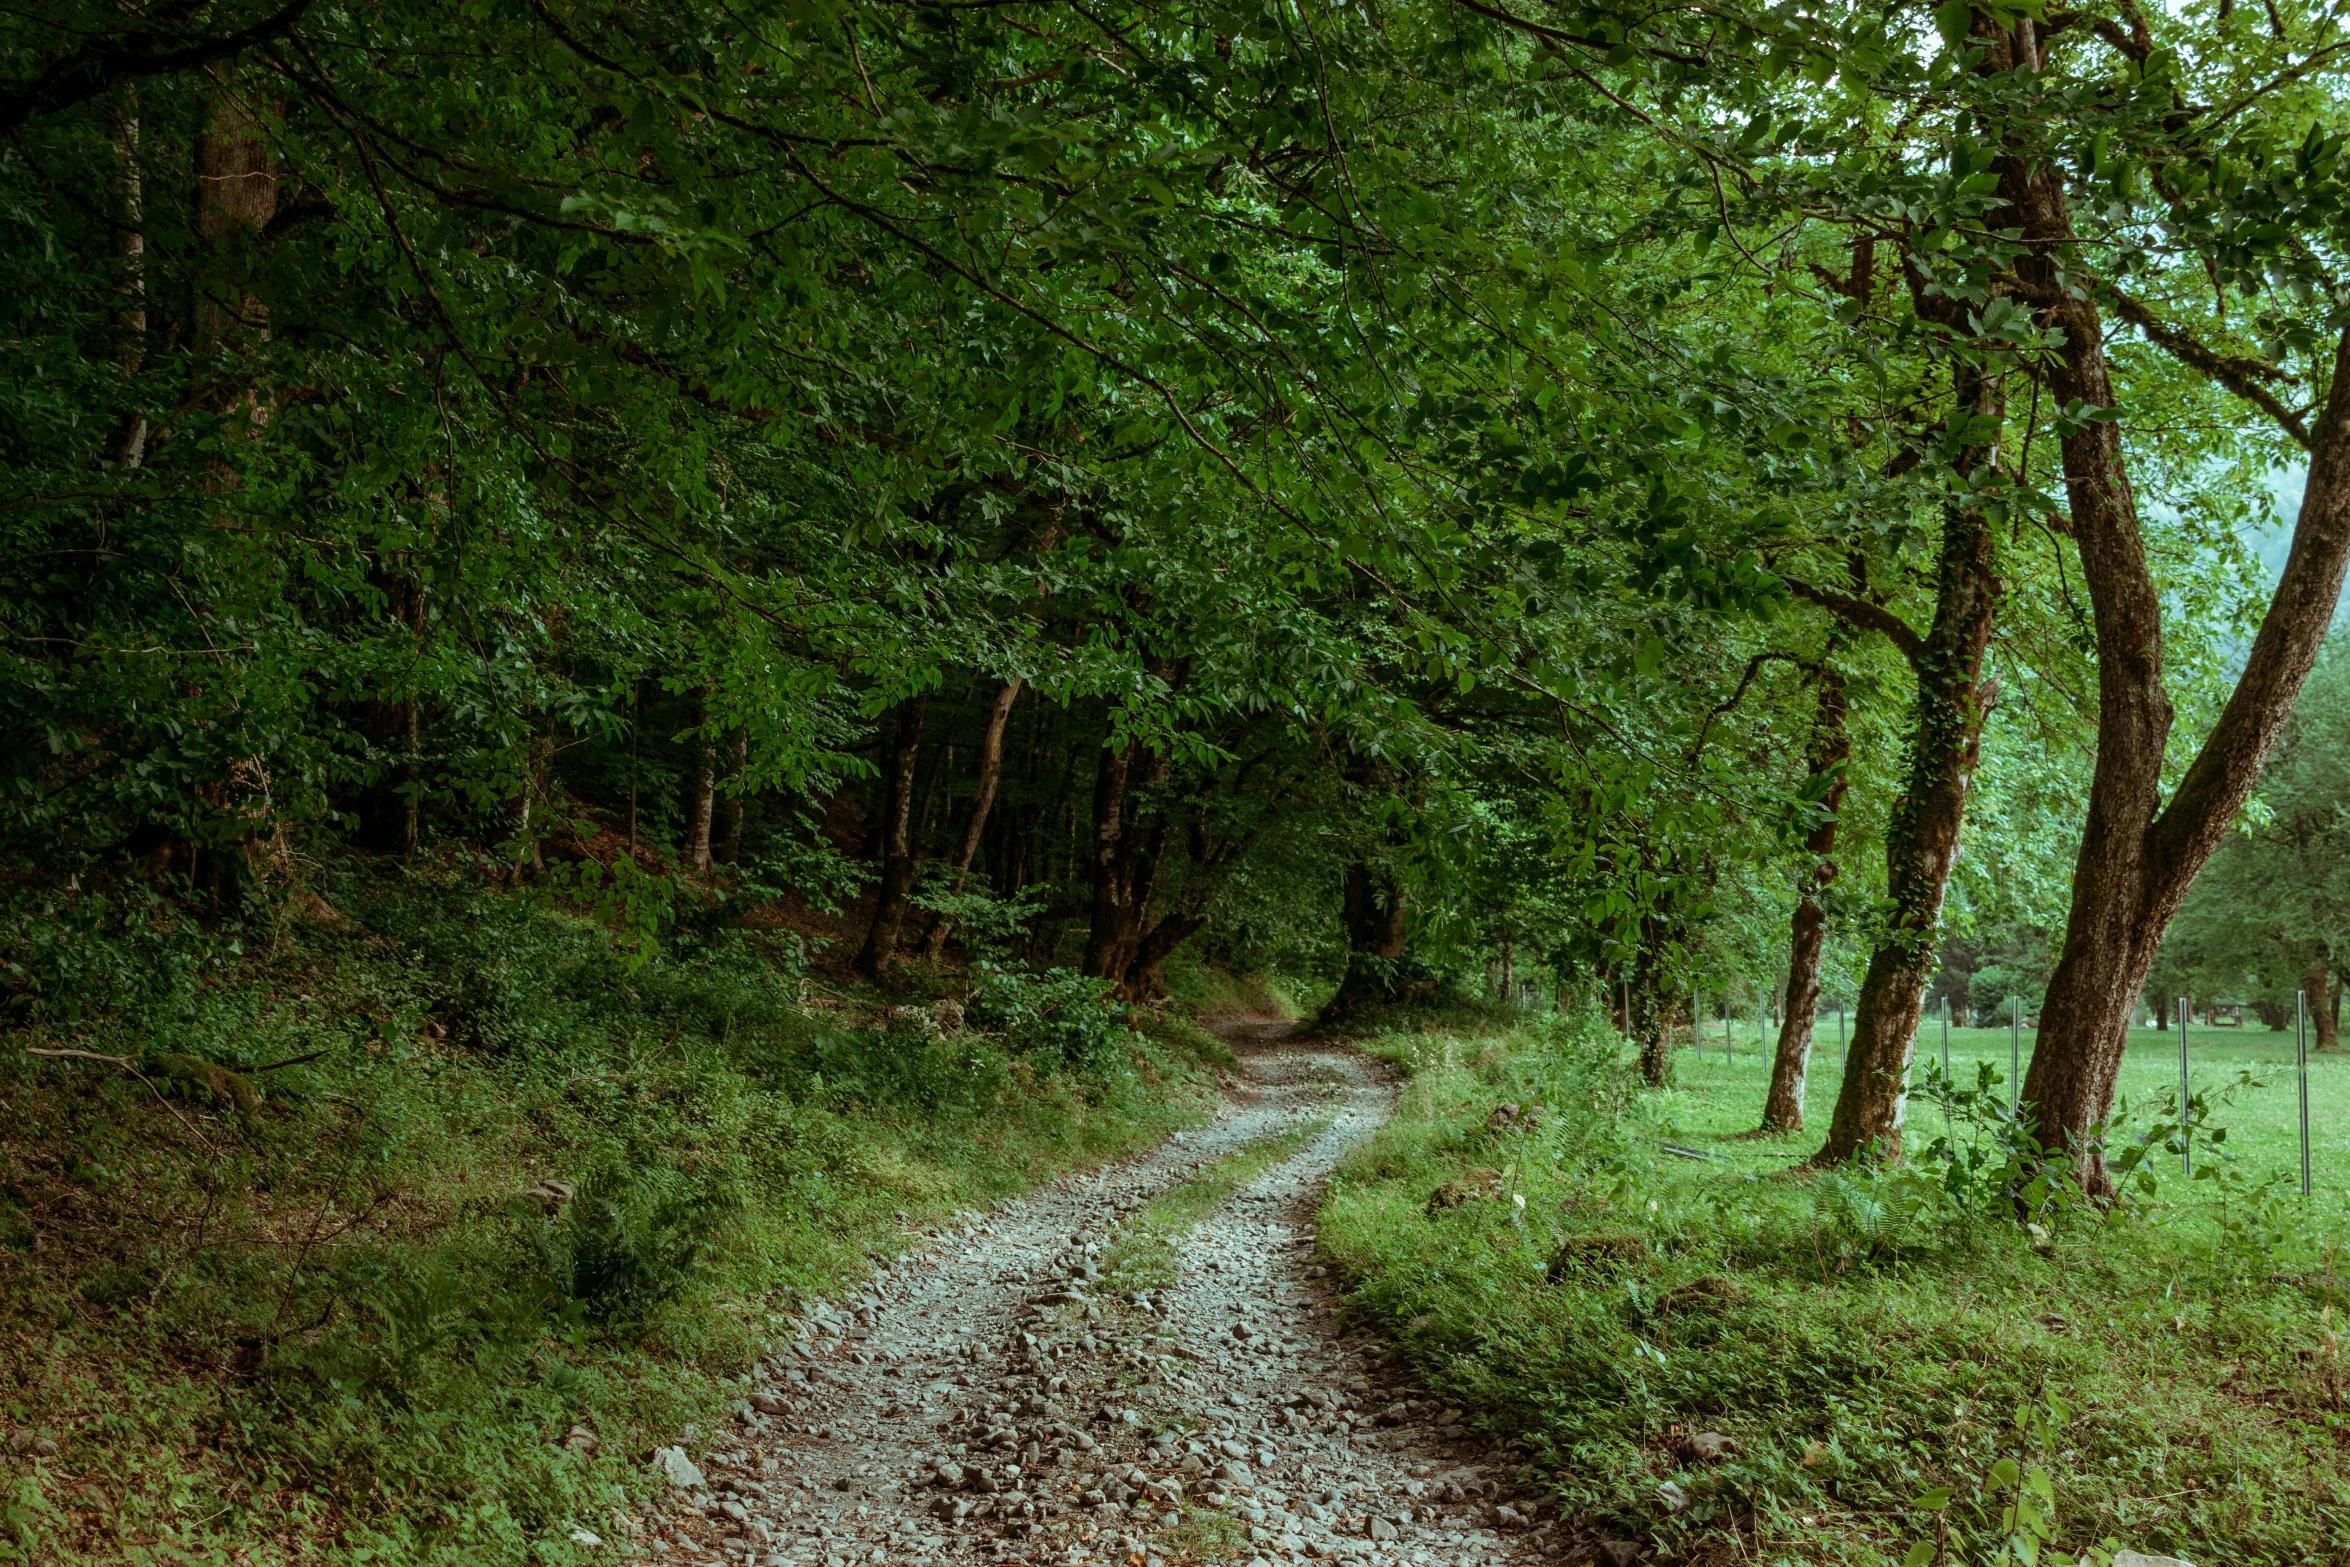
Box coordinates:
[1781,577,1924,664]
[0,0,316,137]
[2105,288,2311,449]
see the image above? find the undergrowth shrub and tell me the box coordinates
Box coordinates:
[0,857,1217,1566]
[529,1163,743,1327]
[967,963,1121,1072]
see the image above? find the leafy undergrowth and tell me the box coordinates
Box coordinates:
[0,859,1218,1565]
[1160,952,1316,1027]
[1318,1014,2350,1567]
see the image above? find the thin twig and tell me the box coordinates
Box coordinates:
[24,1047,220,1156]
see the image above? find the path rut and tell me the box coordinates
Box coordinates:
[632,1026,1551,1567]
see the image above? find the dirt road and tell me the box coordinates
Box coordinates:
[631,1026,1548,1567]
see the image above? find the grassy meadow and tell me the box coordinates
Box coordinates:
[1668,1016,2350,1214]
[1318,1011,2350,1567]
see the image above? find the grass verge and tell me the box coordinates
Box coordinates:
[1098,1120,1330,1295]
[0,859,1217,1566]
[1317,1013,2350,1567]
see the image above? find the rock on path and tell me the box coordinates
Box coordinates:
[630,1029,1558,1567]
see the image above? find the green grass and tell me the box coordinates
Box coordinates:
[1098,1120,1329,1294]
[1318,1013,2350,1567]
[1663,1018,2350,1216]
[0,860,1218,1566]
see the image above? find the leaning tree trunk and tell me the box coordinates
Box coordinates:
[853,694,927,978]
[685,691,716,874]
[1117,820,1262,1001]
[923,677,1023,958]
[2314,953,2342,1053]
[1814,498,2000,1164]
[1764,663,1849,1134]
[2019,292,2350,1189]
[1121,912,1204,1002]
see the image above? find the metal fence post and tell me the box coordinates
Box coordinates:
[2009,996,2020,1114]
[2178,995,2191,1178]
[1941,995,1952,1133]
[2299,988,2313,1198]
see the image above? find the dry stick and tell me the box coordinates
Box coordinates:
[24,1047,220,1157]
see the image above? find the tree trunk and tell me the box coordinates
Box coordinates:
[196,85,275,350]
[917,744,951,846]
[685,691,716,874]
[2021,322,2350,1191]
[111,99,148,466]
[719,728,746,865]
[1080,737,1139,980]
[1083,736,1170,982]
[1765,664,1849,1134]
[1633,934,1673,1089]
[853,694,927,979]
[1322,862,1409,1018]
[923,677,1022,957]
[2311,954,2341,1053]
[508,722,551,869]
[1814,495,1999,1164]
[1121,912,1205,1002]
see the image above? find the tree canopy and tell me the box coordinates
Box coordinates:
[10,0,2350,1172]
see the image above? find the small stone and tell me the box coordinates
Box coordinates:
[749,1393,789,1416]
[1655,1479,1690,1513]
[567,1525,604,1548]
[1367,1517,1399,1541]
[935,1462,968,1488]
[1675,1431,1733,1464]
[651,1447,705,1490]
[1598,1542,1642,1567]
[562,1425,598,1455]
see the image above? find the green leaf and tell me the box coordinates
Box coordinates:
[1933,0,1976,49]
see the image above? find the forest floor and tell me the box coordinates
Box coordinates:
[637,1023,1562,1567]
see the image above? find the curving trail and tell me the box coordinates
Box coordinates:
[635,1023,1553,1567]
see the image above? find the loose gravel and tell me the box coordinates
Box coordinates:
[631,1025,1557,1567]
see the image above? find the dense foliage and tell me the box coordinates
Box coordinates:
[11,0,2350,1555]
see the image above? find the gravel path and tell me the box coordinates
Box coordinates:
[631,1025,1554,1567]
